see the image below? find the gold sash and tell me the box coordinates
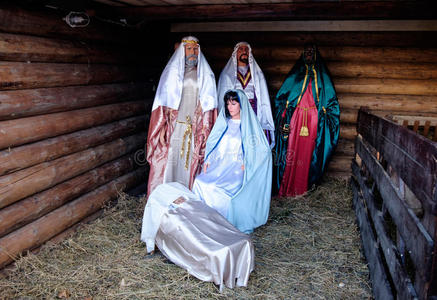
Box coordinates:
[177,115,192,170]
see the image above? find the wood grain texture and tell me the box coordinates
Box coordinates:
[0,133,144,209]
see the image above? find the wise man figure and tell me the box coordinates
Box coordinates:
[146,36,217,196]
[274,44,340,197]
[217,42,275,147]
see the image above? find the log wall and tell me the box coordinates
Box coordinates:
[172,31,437,178]
[0,4,161,268]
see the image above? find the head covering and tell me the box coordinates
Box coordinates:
[205,89,272,233]
[274,47,340,187]
[217,42,275,137]
[152,36,217,112]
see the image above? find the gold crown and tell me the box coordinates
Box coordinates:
[182,39,198,45]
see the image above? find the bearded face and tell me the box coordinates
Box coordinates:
[237,45,249,66]
[184,43,199,67]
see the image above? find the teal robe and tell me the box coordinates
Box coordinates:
[274,50,340,189]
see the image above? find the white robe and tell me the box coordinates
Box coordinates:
[217,42,275,147]
[140,182,254,291]
[192,118,243,218]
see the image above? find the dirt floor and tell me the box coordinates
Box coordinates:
[0,177,372,299]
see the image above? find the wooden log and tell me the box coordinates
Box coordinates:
[0,82,151,121]
[202,42,437,64]
[173,20,437,33]
[335,78,437,96]
[352,161,419,299]
[0,116,145,176]
[430,225,437,298]
[0,32,144,64]
[326,155,352,173]
[335,138,355,156]
[340,124,357,141]
[0,133,145,209]
[351,178,394,300]
[117,2,437,21]
[338,109,435,125]
[181,32,437,48]
[263,61,437,80]
[355,136,434,279]
[269,77,437,96]
[340,109,358,124]
[0,4,136,43]
[203,46,437,64]
[0,61,146,91]
[324,171,350,180]
[0,168,145,269]
[0,154,138,238]
[338,93,437,113]
[0,101,145,150]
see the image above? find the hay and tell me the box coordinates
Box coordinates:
[0,177,371,299]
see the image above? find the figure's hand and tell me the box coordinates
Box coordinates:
[159,128,166,146]
[203,163,210,173]
[173,196,185,204]
[241,164,245,171]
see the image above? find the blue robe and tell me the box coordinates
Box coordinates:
[203,89,272,233]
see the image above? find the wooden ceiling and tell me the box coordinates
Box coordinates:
[84,0,437,22]
[92,0,313,5]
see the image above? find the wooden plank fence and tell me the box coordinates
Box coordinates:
[351,108,437,299]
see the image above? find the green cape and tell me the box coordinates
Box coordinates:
[274,50,340,189]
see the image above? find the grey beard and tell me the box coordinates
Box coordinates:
[185,55,198,67]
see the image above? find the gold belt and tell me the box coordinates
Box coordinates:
[177,115,192,170]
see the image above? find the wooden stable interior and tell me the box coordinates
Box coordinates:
[0,0,436,298]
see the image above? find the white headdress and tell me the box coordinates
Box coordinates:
[152,36,217,112]
[217,42,275,145]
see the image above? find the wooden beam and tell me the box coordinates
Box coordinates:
[0,168,145,269]
[355,136,434,279]
[0,154,137,238]
[0,83,151,121]
[0,116,145,176]
[203,46,437,64]
[357,109,437,216]
[0,3,136,43]
[352,162,418,299]
[188,32,437,48]
[351,178,394,300]
[0,32,144,64]
[263,61,437,80]
[0,133,144,209]
[0,62,149,91]
[0,101,145,150]
[270,77,437,96]
[172,20,437,33]
[113,2,437,22]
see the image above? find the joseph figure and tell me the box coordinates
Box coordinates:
[146,36,217,196]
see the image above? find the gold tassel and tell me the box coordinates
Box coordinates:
[300,125,309,137]
[300,108,309,137]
